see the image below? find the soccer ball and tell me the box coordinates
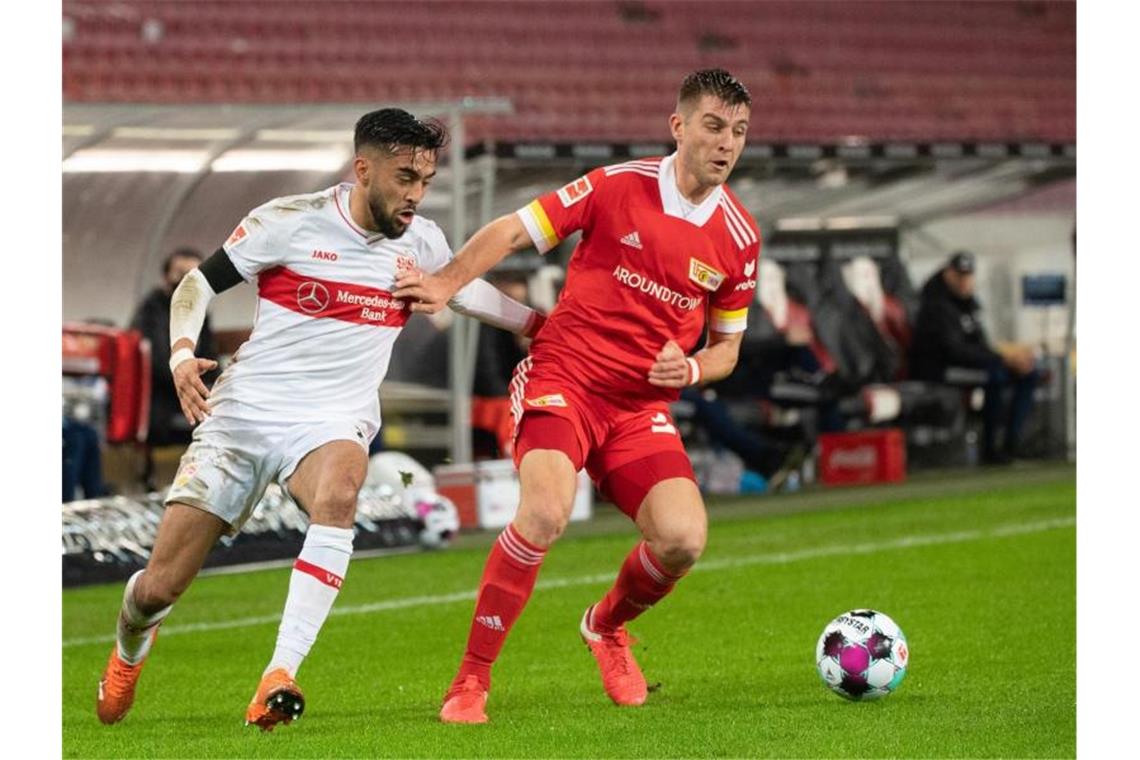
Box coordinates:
[815,609,909,701]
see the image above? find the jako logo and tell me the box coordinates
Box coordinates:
[296,281,331,314]
[312,249,338,261]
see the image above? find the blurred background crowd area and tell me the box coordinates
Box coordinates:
[62,0,1075,502]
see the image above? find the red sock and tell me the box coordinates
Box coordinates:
[591,541,685,634]
[450,523,546,695]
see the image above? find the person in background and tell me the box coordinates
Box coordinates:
[472,272,533,459]
[911,251,1039,464]
[63,415,107,501]
[131,248,220,449]
[679,385,804,490]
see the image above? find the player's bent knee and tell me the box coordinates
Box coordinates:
[309,481,361,525]
[651,529,707,573]
[515,494,572,547]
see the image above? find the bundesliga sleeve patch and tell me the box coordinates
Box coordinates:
[556,176,593,207]
[225,222,249,248]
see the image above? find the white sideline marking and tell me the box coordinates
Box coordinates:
[61,516,1074,649]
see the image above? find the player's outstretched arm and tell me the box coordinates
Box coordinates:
[448,278,546,338]
[393,213,533,315]
[169,249,243,424]
[648,330,744,389]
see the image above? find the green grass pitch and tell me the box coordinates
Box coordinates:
[63,466,1075,758]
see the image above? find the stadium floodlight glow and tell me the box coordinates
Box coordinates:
[112,127,242,141]
[210,148,352,172]
[776,217,824,231]
[62,148,208,173]
[826,215,899,230]
[255,129,354,144]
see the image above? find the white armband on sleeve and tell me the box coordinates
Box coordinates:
[169,268,216,358]
[686,356,703,386]
[448,278,542,336]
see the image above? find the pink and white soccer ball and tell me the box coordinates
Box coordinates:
[816,609,909,701]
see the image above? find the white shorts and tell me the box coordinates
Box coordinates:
[165,415,370,536]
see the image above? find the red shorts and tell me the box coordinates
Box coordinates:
[509,357,696,518]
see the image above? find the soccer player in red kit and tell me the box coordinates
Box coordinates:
[395,69,759,723]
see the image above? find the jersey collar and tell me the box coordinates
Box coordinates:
[658,152,723,227]
[336,183,387,243]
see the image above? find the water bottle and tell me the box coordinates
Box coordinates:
[965,430,979,467]
[785,470,801,492]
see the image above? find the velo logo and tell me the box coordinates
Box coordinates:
[296,281,330,314]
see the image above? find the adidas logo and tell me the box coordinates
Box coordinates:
[620,231,643,249]
[475,615,505,632]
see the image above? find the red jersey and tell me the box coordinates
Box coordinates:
[515,153,761,403]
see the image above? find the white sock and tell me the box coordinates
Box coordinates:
[265,524,354,677]
[116,570,172,665]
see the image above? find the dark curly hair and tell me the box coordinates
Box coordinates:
[354,108,450,156]
[677,68,752,113]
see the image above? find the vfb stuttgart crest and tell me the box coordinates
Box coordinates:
[296,281,330,314]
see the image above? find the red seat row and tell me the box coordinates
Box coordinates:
[62,0,1074,143]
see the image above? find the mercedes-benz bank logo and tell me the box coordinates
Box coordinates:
[296,281,330,314]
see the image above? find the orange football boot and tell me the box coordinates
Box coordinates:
[439,674,488,724]
[244,668,305,732]
[96,630,156,725]
[579,605,648,706]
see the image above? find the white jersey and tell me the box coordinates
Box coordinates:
[209,183,451,440]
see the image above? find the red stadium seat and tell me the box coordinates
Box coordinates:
[62,0,1073,143]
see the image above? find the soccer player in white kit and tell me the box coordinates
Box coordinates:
[96,109,546,731]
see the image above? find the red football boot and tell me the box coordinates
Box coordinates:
[440,674,488,724]
[580,605,648,706]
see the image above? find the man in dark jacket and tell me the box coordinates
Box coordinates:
[471,274,531,459]
[911,251,1039,463]
[130,248,219,449]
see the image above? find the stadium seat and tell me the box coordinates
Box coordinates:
[61,0,1074,144]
